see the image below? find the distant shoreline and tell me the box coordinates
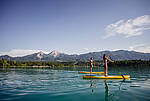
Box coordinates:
[0,59,150,68]
[0,65,88,68]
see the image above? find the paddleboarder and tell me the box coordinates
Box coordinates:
[103,54,114,76]
[90,57,94,73]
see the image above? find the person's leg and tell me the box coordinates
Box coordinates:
[90,68,91,72]
[90,67,92,72]
[90,63,93,72]
[104,60,107,76]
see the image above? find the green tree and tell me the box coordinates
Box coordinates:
[0,60,3,67]
[2,58,8,67]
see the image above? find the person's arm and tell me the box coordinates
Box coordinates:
[108,59,114,63]
[106,54,110,59]
[107,54,114,62]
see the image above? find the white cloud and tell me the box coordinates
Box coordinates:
[128,44,150,53]
[66,48,100,55]
[83,48,89,51]
[104,15,150,38]
[0,49,48,57]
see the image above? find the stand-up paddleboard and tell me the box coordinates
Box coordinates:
[83,75,130,79]
[78,71,104,74]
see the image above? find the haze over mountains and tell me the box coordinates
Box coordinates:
[0,50,150,61]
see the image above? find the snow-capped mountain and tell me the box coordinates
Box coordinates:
[0,50,150,61]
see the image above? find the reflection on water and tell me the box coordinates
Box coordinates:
[105,80,109,101]
[0,67,150,101]
[89,79,127,101]
[90,80,94,92]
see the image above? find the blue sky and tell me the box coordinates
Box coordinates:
[0,0,150,56]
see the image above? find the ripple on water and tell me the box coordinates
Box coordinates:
[130,85,141,87]
[0,68,150,101]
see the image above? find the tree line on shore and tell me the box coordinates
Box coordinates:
[0,58,150,68]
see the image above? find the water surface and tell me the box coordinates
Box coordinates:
[0,67,150,101]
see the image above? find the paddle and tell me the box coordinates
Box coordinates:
[121,74,125,80]
[109,54,126,80]
[119,72,125,80]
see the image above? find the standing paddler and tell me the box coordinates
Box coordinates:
[90,57,94,73]
[103,54,114,76]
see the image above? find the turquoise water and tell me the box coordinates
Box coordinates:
[0,67,150,101]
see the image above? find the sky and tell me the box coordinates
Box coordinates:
[0,0,150,57]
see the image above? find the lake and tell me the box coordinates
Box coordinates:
[0,67,150,101]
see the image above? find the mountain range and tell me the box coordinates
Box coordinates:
[0,50,150,61]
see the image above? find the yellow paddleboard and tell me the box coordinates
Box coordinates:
[83,75,130,79]
[78,71,104,74]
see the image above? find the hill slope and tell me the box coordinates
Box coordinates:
[0,50,150,61]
